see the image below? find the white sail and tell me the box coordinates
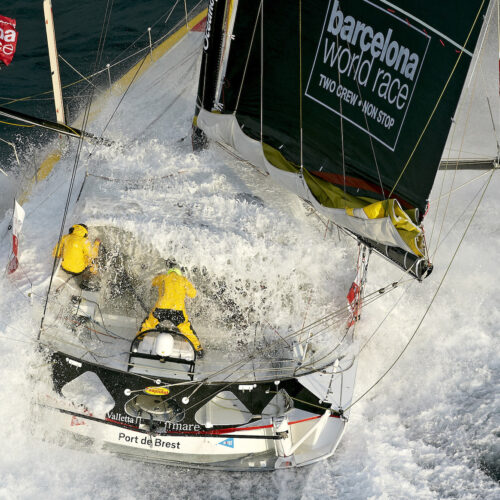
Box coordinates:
[443,0,499,166]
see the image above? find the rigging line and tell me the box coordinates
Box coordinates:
[178,365,283,416]
[87,170,187,183]
[428,107,461,250]
[39,0,115,341]
[15,262,34,291]
[299,0,303,169]
[297,284,404,370]
[359,288,407,353]
[108,0,181,65]
[4,96,94,101]
[431,179,486,256]
[378,0,475,57]
[476,8,499,151]
[234,1,262,113]
[58,54,97,89]
[180,356,346,416]
[429,169,493,203]
[343,47,385,198]
[183,0,189,29]
[295,277,410,355]
[266,390,335,412]
[288,281,403,337]
[486,96,500,156]
[388,0,487,198]
[3,271,33,305]
[192,280,402,387]
[352,256,426,354]
[299,289,314,344]
[95,0,115,73]
[0,120,33,128]
[40,329,122,359]
[430,19,488,260]
[467,0,496,87]
[38,144,84,341]
[0,6,198,108]
[260,0,264,144]
[344,167,495,413]
[0,335,36,346]
[86,53,148,162]
[298,325,352,372]
[215,141,268,176]
[78,0,115,96]
[0,26,150,106]
[264,320,291,348]
[428,0,492,249]
[24,179,72,217]
[0,317,37,342]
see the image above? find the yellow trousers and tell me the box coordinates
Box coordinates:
[138,309,202,351]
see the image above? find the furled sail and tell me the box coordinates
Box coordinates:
[193,0,489,277]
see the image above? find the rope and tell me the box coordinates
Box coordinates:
[431,177,487,256]
[85,50,149,164]
[359,288,407,353]
[336,34,346,192]
[267,390,334,412]
[260,2,264,144]
[344,167,495,413]
[0,120,34,128]
[107,0,183,66]
[87,170,187,183]
[428,4,493,252]
[215,141,268,176]
[388,0,486,198]
[38,0,116,341]
[430,8,493,259]
[339,40,384,197]
[59,54,97,89]
[234,2,262,113]
[299,0,303,169]
[429,169,492,203]
[0,1,204,108]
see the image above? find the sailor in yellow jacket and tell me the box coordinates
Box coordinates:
[52,224,100,275]
[138,266,202,352]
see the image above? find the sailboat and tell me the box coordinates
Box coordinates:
[5,0,495,470]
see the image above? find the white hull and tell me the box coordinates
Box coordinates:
[40,402,350,470]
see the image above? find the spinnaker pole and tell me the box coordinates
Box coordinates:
[0,106,112,145]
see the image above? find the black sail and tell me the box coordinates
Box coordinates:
[194,0,489,270]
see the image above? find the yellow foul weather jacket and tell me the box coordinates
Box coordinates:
[52,225,99,274]
[152,272,197,315]
[138,271,200,349]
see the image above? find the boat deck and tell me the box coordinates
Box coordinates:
[41,228,353,383]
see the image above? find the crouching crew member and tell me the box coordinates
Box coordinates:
[138,264,202,354]
[52,224,100,276]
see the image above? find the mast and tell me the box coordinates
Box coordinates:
[43,0,66,125]
[193,0,230,149]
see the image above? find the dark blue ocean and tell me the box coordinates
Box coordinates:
[0,0,200,168]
